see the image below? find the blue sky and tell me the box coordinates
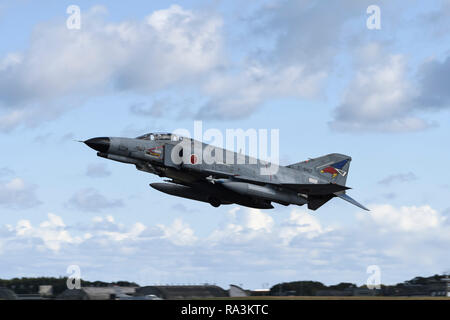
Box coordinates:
[0,0,449,289]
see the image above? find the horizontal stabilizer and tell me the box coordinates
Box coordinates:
[335,193,369,211]
[282,183,350,195]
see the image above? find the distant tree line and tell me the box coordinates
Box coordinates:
[0,277,139,296]
[270,281,357,296]
[270,274,449,296]
[1,274,448,297]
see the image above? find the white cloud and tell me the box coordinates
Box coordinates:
[363,204,445,232]
[329,42,450,133]
[195,0,377,120]
[40,213,65,228]
[329,44,423,132]
[280,209,328,243]
[0,199,450,286]
[208,207,275,243]
[6,177,25,190]
[0,5,223,130]
[0,1,390,127]
[207,207,332,252]
[195,0,367,119]
[0,177,41,209]
[1,2,448,129]
[12,213,82,251]
[0,204,449,287]
[67,188,124,212]
[0,53,22,71]
[198,63,326,119]
[242,208,274,232]
[98,222,146,242]
[158,218,197,246]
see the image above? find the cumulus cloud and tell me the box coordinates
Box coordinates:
[0,177,41,209]
[5,213,147,252]
[3,1,447,128]
[0,1,448,130]
[197,64,326,119]
[209,207,333,250]
[208,207,275,243]
[67,188,124,212]
[330,42,450,133]
[330,44,422,132]
[363,204,445,232]
[0,1,388,127]
[158,218,197,246]
[0,5,223,130]
[252,0,372,70]
[0,204,449,287]
[279,209,329,243]
[11,213,83,251]
[378,172,417,186]
[85,163,111,178]
[196,0,376,119]
[88,216,147,242]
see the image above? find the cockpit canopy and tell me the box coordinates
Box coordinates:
[136,132,182,141]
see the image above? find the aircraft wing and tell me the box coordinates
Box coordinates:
[187,167,349,195]
[281,183,350,195]
[186,167,282,185]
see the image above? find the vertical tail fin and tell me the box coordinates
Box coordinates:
[288,153,369,211]
[287,153,352,186]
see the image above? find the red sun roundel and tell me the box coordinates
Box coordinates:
[190,154,198,164]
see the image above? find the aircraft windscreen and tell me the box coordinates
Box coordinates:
[136,133,181,141]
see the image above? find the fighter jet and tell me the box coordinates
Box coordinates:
[83,132,368,211]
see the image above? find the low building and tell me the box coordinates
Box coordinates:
[39,285,53,297]
[229,285,249,297]
[58,287,137,300]
[0,287,17,300]
[381,275,449,297]
[135,285,227,300]
[250,289,271,296]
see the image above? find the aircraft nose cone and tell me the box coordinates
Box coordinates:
[84,137,110,153]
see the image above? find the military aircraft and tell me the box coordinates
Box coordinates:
[83,132,368,211]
